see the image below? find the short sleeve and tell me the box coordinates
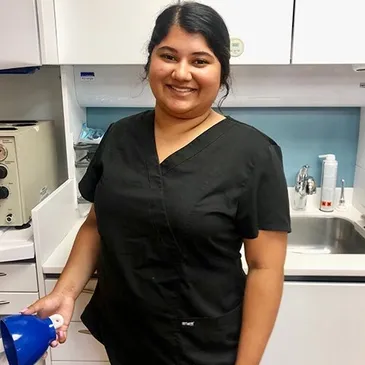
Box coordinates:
[78,123,114,202]
[237,144,291,239]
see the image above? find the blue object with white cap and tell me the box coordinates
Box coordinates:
[0,313,63,365]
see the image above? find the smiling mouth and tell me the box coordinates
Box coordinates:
[167,85,197,94]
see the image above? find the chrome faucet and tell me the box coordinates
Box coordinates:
[292,165,317,210]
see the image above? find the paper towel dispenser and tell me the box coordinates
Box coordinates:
[73,64,365,108]
[74,65,154,107]
[352,64,365,72]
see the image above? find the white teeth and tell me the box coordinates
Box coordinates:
[170,86,195,93]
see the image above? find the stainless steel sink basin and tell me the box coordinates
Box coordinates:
[288,217,365,254]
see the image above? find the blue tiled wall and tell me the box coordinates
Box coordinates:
[86,107,360,187]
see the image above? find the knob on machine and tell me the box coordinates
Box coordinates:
[0,165,8,179]
[0,186,9,199]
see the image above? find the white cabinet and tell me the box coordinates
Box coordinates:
[36,0,59,65]
[0,263,38,292]
[193,0,294,64]
[292,0,365,64]
[54,0,178,65]
[0,0,41,70]
[261,282,365,365]
[0,263,38,315]
[50,322,108,362]
[0,292,38,314]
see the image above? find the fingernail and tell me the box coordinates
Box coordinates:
[59,330,64,338]
[20,308,28,313]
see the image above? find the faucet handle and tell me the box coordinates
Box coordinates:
[300,164,309,175]
[336,179,347,211]
[296,164,309,182]
[293,165,316,210]
[306,176,317,194]
[339,179,345,206]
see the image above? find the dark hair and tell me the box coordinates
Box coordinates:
[144,1,231,109]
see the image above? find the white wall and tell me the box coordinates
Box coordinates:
[0,66,67,184]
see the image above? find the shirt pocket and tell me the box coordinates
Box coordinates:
[177,303,242,365]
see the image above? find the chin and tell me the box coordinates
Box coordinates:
[163,101,197,117]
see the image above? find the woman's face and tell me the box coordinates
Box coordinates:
[148,25,222,118]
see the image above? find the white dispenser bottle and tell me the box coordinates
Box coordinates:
[319,154,338,212]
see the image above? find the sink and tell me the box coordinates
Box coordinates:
[288,217,365,254]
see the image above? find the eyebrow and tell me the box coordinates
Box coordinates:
[157,46,214,58]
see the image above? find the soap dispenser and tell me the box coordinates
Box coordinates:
[319,154,338,212]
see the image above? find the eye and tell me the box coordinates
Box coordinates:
[193,59,209,66]
[160,53,176,62]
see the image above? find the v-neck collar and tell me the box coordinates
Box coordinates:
[144,110,234,176]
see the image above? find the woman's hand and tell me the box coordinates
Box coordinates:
[21,291,75,347]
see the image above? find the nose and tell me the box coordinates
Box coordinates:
[172,60,192,82]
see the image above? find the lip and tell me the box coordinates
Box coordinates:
[166,84,198,94]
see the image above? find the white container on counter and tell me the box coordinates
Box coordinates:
[319,154,338,212]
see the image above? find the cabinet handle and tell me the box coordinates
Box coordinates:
[82,288,94,294]
[0,272,7,277]
[0,300,10,305]
[78,329,92,335]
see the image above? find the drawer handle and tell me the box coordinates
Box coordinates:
[0,273,7,277]
[78,329,92,335]
[0,300,10,305]
[82,289,94,294]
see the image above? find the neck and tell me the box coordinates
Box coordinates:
[154,105,215,136]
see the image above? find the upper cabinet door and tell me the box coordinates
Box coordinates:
[0,0,41,70]
[192,0,294,65]
[293,0,365,64]
[54,0,178,65]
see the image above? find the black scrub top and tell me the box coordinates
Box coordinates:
[79,110,290,365]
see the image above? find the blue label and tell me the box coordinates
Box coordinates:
[80,72,95,77]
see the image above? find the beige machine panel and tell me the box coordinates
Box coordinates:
[0,137,22,225]
[0,121,58,227]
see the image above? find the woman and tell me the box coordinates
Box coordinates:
[23,2,290,364]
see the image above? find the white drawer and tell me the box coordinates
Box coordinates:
[45,279,96,322]
[50,322,108,362]
[0,263,38,292]
[0,292,38,314]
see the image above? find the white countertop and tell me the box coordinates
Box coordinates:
[42,188,365,277]
[0,224,34,262]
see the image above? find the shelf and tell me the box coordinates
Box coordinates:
[75,161,90,168]
[73,143,98,151]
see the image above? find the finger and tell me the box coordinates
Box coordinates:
[20,305,37,315]
[20,299,44,315]
[58,330,67,344]
[58,324,69,333]
[50,340,59,348]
